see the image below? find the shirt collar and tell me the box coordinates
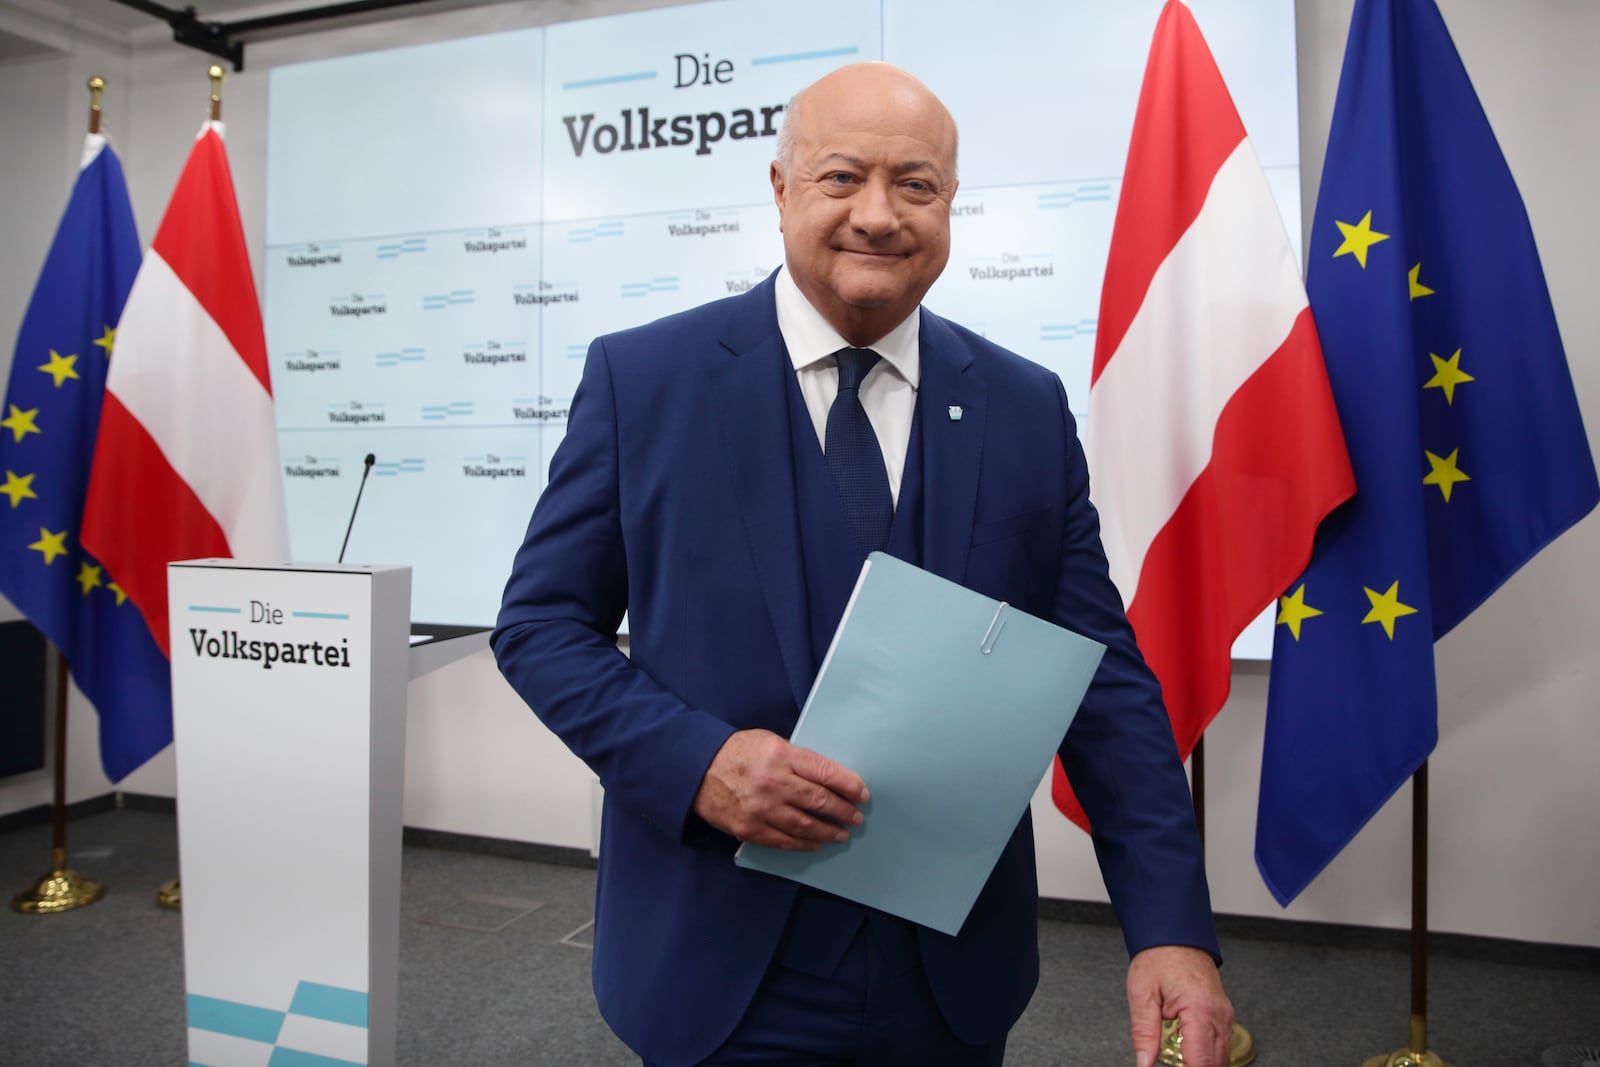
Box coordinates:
[775,265,921,390]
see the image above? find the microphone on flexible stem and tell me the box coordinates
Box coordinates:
[338,453,376,564]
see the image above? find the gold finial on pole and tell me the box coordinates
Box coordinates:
[87,76,105,135]
[209,65,225,122]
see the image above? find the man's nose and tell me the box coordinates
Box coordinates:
[849,176,900,238]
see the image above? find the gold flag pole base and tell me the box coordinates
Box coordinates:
[1158,1019,1257,1067]
[11,866,104,914]
[1361,1013,1453,1066]
[157,879,181,910]
[1360,1050,1452,1067]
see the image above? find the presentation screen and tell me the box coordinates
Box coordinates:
[264,0,1302,657]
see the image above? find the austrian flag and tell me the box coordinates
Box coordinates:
[1052,1,1354,828]
[83,123,289,656]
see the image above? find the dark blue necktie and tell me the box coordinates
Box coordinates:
[825,347,893,554]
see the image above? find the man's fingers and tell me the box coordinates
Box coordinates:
[760,774,858,847]
[735,794,850,850]
[1124,945,1232,1067]
[738,819,830,851]
[1127,1000,1161,1067]
[762,805,850,849]
[789,744,870,804]
[692,730,867,847]
[789,777,864,829]
[1172,1008,1231,1067]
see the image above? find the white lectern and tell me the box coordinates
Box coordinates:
[167,560,486,1067]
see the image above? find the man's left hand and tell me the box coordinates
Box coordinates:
[1126,944,1233,1067]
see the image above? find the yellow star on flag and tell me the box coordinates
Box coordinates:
[1408,264,1434,300]
[76,561,104,596]
[1424,448,1471,502]
[38,349,80,388]
[93,325,117,356]
[28,527,70,565]
[1276,583,1324,642]
[1362,581,1419,639]
[1333,210,1390,268]
[107,581,129,606]
[2,470,37,508]
[1423,349,1474,404]
[2,404,41,442]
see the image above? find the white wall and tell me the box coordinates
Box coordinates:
[1,0,1596,951]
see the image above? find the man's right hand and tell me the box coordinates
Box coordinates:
[692,729,869,850]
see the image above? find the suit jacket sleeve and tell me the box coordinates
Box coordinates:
[491,338,735,844]
[1046,377,1221,963]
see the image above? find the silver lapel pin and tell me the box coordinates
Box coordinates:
[948,405,964,421]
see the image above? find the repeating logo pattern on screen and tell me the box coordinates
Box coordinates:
[260,0,1301,628]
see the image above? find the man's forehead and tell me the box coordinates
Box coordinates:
[803,148,950,177]
[790,102,955,160]
[808,86,949,126]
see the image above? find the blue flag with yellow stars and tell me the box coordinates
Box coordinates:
[1255,0,1599,906]
[0,135,172,782]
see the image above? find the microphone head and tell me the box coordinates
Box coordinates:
[364,453,376,467]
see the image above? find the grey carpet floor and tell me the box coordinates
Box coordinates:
[1,808,1596,1066]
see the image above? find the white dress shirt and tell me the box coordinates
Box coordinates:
[773,266,921,505]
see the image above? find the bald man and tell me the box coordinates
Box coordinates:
[494,63,1233,1067]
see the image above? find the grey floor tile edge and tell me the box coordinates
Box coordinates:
[401,825,598,870]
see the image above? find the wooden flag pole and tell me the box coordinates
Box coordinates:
[209,64,223,121]
[1360,763,1453,1067]
[88,75,103,134]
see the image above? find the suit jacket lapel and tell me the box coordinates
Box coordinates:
[918,311,986,585]
[711,279,814,711]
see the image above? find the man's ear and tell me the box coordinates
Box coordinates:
[770,161,787,218]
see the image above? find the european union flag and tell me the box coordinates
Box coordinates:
[1255,0,1599,906]
[0,136,173,782]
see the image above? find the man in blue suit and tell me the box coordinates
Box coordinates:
[494,62,1232,1066]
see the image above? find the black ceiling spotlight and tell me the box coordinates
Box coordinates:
[106,0,452,71]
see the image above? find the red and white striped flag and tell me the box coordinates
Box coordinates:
[83,123,288,657]
[1052,1,1354,829]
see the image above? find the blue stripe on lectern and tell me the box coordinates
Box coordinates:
[189,605,241,614]
[187,993,286,1042]
[291,611,350,620]
[289,981,368,1028]
[266,1049,365,1067]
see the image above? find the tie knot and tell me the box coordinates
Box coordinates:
[834,348,880,394]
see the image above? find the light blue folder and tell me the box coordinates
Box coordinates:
[734,552,1106,935]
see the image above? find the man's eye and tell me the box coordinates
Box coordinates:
[824,173,858,185]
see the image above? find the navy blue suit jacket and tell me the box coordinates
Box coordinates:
[492,274,1218,1066]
